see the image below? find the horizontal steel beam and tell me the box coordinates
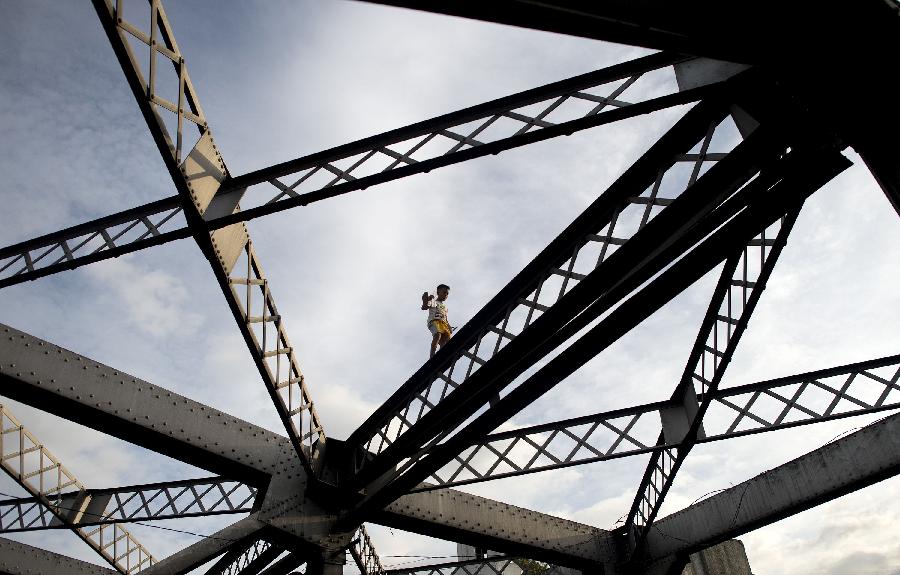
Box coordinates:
[0,53,712,290]
[0,537,117,575]
[374,487,614,569]
[0,476,257,532]
[637,411,900,566]
[0,322,292,485]
[416,354,899,488]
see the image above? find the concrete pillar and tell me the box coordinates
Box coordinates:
[681,540,751,575]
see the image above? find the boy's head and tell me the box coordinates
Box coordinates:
[436,284,450,300]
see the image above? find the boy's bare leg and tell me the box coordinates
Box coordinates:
[430,333,441,357]
[438,332,451,350]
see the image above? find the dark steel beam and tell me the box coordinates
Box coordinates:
[417,355,900,490]
[0,477,257,532]
[351,142,850,519]
[0,322,291,485]
[375,488,613,569]
[635,411,900,568]
[345,96,738,487]
[353,1,899,68]
[0,537,117,575]
[623,197,801,552]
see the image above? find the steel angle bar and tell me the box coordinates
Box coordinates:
[417,355,900,490]
[640,411,900,564]
[0,404,155,573]
[92,0,326,473]
[257,553,307,575]
[213,52,709,225]
[346,96,780,490]
[0,476,257,532]
[349,524,385,575]
[351,143,850,518]
[0,196,186,289]
[623,199,803,551]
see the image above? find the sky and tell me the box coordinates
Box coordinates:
[0,1,899,574]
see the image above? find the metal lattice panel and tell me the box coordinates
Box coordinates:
[0,405,155,574]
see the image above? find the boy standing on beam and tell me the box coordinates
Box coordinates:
[422,284,452,357]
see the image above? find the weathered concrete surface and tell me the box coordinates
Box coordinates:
[682,540,751,575]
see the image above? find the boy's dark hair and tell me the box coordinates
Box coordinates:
[437,284,450,291]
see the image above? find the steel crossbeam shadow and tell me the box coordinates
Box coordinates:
[0,52,712,291]
[414,355,900,490]
[0,476,257,532]
[0,404,154,573]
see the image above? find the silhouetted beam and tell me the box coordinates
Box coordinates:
[0,537,116,575]
[374,488,613,569]
[385,557,550,575]
[0,322,290,486]
[624,198,800,549]
[349,525,384,575]
[0,477,257,532]
[0,52,709,290]
[636,411,900,567]
[353,1,898,66]
[417,355,900,489]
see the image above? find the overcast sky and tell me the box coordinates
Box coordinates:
[1,1,899,574]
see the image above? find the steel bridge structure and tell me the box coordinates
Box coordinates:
[1,1,899,574]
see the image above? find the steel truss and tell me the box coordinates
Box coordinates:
[1,1,898,574]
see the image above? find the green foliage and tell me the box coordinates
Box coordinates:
[516,558,551,575]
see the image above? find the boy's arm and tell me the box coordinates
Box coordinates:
[421,291,432,310]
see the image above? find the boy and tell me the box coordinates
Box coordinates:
[422,284,451,357]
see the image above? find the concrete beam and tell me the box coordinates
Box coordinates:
[0,323,293,485]
[0,537,116,575]
[375,487,615,569]
[641,412,900,563]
